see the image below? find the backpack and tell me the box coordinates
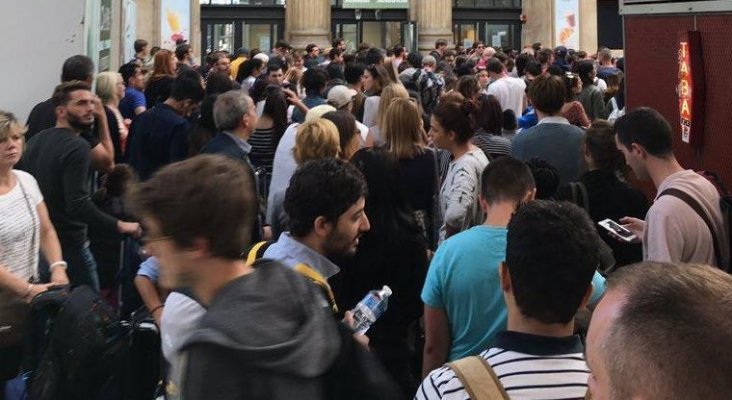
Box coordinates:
[448,356,592,400]
[27,286,130,400]
[412,69,444,115]
[658,171,731,272]
[246,241,339,313]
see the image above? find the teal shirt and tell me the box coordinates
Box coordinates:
[421,225,606,361]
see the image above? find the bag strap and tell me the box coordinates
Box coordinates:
[447,356,509,400]
[245,241,273,264]
[16,173,38,281]
[659,188,722,268]
[293,263,339,314]
[577,182,590,213]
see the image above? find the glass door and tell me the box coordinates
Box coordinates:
[334,23,359,53]
[454,23,479,48]
[203,21,235,54]
[242,22,280,53]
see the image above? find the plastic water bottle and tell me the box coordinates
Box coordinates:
[351,285,393,335]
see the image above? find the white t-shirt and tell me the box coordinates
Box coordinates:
[0,170,43,281]
[267,122,300,220]
[362,95,381,127]
[487,76,527,117]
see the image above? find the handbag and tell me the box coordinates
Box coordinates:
[0,175,38,348]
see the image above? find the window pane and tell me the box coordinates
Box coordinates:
[243,23,273,52]
[213,23,234,53]
[484,23,512,49]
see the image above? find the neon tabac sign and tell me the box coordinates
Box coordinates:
[678,31,705,146]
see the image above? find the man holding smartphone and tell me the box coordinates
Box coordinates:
[614,108,729,268]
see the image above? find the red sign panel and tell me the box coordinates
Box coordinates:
[678,31,705,146]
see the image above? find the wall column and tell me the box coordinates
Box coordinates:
[412,0,453,53]
[521,0,553,49]
[286,0,330,51]
[579,0,598,52]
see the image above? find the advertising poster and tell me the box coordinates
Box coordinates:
[85,0,112,73]
[555,0,579,49]
[161,0,191,50]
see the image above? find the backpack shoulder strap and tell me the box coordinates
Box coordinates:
[659,188,722,268]
[578,181,590,213]
[447,356,509,400]
[245,241,274,264]
[293,263,339,314]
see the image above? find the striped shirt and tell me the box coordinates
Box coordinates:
[0,170,43,281]
[416,331,590,400]
[249,127,278,173]
[471,131,512,160]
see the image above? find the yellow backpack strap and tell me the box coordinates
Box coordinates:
[245,241,269,265]
[293,263,339,314]
[446,356,510,400]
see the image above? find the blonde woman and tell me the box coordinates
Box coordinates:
[96,71,128,161]
[0,111,68,380]
[365,83,409,147]
[268,119,341,238]
[382,98,440,248]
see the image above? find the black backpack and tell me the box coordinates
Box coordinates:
[27,286,131,400]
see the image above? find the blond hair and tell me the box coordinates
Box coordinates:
[293,119,341,164]
[96,71,122,104]
[0,110,26,143]
[383,98,425,160]
[376,83,409,130]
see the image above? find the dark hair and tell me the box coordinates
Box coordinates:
[344,63,366,85]
[129,155,257,259]
[134,39,148,53]
[119,62,140,87]
[267,62,283,75]
[506,200,598,324]
[602,262,732,399]
[332,37,345,48]
[532,42,542,52]
[435,39,448,48]
[480,156,535,204]
[101,164,138,198]
[188,94,219,156]
[515,53,534,77]
[322,111,358,158]
[407,53,423,69]
[573,60,596,86]
[456,75,480,100]
[275,40,291,50]
[306,43,318,53]
[326,63,344,81]
[392,45,406,57]
[236,58,264,83]
[526,158,559,199]
[52,81,92,107]
[474,94,503,135]
[486,58,505,74]
[432,100,477,144]
[175,44,191,61]
[364,64,389,95]
[328,48,343,61]
[493,52,508,64]
[528,74,565,115]
[537,48,553,64]
[365,48,385,66]
[169,74,205,103]
[502,109,517,131]
[285,158,367,237]
[585,120,625,172]
[546,64,564,77]
[613,107,673,157]
[61,55,95,82]
[206,71,237,96]
[261,85,289,147]
[302,67,328,92]
[524,60,542,77]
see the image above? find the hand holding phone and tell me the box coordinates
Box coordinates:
[598,218,639,243]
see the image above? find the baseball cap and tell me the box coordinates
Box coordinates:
[326,85,358,109]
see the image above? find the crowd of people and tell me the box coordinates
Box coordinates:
[1,35,731,400]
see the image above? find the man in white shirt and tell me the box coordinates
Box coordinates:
[486,58,526,117]
[614,107,729,269]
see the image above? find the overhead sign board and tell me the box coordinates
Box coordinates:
[620,0,732,15]
[341,0,409,9]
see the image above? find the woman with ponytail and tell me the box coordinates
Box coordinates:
[429,99,489,243]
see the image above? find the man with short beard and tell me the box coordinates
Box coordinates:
[20,81,140,290]
[261,158,370,312]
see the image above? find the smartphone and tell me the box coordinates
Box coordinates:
[598,219,637,242]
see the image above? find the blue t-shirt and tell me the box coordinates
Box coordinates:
[421,225,606,361]
[119,87,146,120]
[137,256,160,282]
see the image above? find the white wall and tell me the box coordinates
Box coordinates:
[0,0,86,123]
